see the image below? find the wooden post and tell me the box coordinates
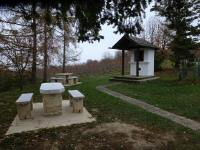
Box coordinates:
[122,50,125,76]
[135,49,139,77]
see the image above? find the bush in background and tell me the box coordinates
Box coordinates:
[0,70,15,92]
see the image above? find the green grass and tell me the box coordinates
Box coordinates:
[109,74,200,122]
[0,74,200,149]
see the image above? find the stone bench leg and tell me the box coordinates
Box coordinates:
[66,79,69,85]
[69,95,73,106]
[31,101,33,110]
[42,94,62,115]
[72,99,83,113]
[16,102,32,120]
[73,78,78,84]
[68,79,74,85]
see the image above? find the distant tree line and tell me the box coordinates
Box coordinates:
[45,52,130,77]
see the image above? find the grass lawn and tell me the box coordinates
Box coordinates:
[109,71,200,122]
[0,73,200,149]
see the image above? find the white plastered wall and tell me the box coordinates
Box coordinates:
[130,49,155,76]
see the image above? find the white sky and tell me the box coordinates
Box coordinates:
[77,25,121,63]
[77,3,156,63]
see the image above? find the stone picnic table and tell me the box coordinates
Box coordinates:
[50,77,65,85]
[40,83,65,115]
[55,73,73,84]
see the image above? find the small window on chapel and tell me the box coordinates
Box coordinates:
[134,50,144,62]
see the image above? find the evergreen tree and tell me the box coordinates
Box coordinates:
[0,0,150,42]
[153,0,200,66]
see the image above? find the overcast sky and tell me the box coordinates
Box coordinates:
[77,3,156,63]
[77,25,121,63]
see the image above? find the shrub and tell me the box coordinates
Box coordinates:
[0,70,15,92]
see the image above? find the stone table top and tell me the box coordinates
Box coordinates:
[68,76,78,79]
[40,83,65,94]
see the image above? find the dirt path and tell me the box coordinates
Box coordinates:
[79,122,174,150]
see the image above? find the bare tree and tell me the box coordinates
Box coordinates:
[55,14,78,72]
[141,17,172,50]
[140,18,173,70]
[0,5,39,83]
[0,27,32,89]
[0,5,79,83]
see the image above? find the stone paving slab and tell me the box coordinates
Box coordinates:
[6,100,95,135]
[97,84,200,131]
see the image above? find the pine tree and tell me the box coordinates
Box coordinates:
[153,0,200,66]
[0,0,150,42]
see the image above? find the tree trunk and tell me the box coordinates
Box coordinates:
[31,1,37,83]
[62,20,67,73]
[43,22,48,82]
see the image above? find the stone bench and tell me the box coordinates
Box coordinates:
[50,77,65,85]
[68,90,85,113]
[16,93,33,120]
[67,76,78,85]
